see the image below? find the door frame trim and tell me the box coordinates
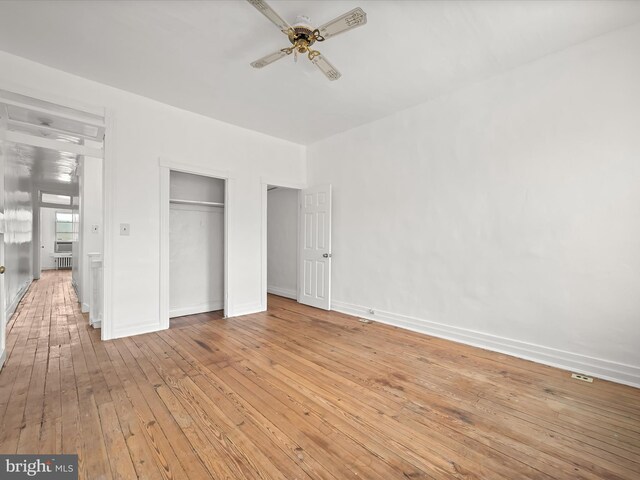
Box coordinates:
[159,158,230,330]
[260,178,307,311]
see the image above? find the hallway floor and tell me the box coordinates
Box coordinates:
[0,271,639,479]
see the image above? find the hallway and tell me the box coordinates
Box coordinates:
[0,271,639,479]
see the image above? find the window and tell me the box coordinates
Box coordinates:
[55,212,73,253]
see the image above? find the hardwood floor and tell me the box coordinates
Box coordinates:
[0,271,639,479]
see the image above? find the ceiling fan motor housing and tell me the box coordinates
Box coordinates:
[286,15,326,54]
[290,21,316,49]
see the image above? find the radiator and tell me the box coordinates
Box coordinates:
[55,256,72,269]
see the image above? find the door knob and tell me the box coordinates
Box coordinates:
[0,266,5,274]
[322,253,332,258]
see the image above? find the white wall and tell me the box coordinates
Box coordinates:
[170,170,224,204]
[0,50,306,340]
[267,188,298,299]
[3,142,33,319]
[308,24,640,387]
[170,204,224,317]
[40,207,57,270]
[79,156,103,311]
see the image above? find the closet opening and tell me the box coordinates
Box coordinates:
[167,170,226,322]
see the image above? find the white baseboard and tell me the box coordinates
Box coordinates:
[267,286,297,300]
[229,302,263,318]
[5,279,32,321]
[331,300,640,389]
[170,301,224,319]
[82,302,90,313]
[112,321,163,340]
[92,321,101,329]
[0,348,6,372]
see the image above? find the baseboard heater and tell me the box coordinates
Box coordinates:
[55,256,72,269]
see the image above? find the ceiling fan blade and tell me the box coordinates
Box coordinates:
[250,50,288,69]
[317,7,367,40]
[311,54,341,81]
[246,0,291,33]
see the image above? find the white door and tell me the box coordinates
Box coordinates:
[0,136,6,368]
[299,184,332,310]
[0,230,5,370]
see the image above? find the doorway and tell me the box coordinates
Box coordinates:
[169,171,225,320]
[0,88,106,358]
[39,207,73,272]
[263,183,333,311]
[266,186,300,301]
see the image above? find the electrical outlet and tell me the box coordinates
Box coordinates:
[120,223,130,236]
[571,373,593,383]
[368,308,375,315]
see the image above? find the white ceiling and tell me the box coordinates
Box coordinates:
[14,144,79,194]
[0,1,639,145]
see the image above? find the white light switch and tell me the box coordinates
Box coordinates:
[92,225,99,233]
[120,223,130,236]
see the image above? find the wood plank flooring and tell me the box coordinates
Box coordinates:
[1,270,639,479]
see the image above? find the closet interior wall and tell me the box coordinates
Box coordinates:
[169,171,225,318]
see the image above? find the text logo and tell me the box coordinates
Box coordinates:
[0,455,78,479]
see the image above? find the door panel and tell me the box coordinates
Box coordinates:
[316,261,326,299]
[1,133,6,367]
[0,232,5,370]
[299,184,331,310]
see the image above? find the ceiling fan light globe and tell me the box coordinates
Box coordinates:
[294,15,312,29]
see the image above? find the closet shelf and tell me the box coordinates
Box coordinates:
[169,198,224,207]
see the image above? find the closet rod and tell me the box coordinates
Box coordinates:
[169,198,224,207]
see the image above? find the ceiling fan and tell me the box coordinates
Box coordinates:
[246,0,367,81]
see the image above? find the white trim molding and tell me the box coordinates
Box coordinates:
[101,109,115,340]
[267,286,297,300]
[0,348,6,372]
[332,299,640,389]
[228,301,262,318]
[170,302,224,319]
[112,322,165,340]
[4,130,103,158]
[6,279,31,321]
